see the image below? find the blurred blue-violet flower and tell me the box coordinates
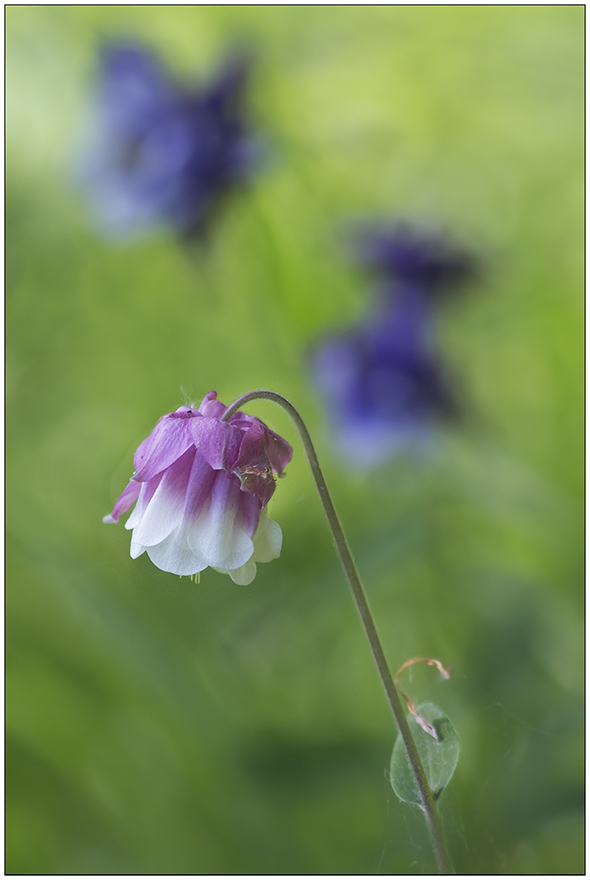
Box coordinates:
[312,225,474,467]
[80,41,258,239]
[354,224,474,296]
[103,391,293,584]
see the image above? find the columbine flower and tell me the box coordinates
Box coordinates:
[103,391,292,585]
[353,224,474,295]
[80,41,258,239]
[311,225,473,467]
[312,299,458,466]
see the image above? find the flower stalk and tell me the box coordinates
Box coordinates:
[222,390,451,874]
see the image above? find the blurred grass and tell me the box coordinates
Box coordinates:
[6,5,583,874]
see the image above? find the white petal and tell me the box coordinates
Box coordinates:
[130,541,145,559]
[252,513,282,563]
[188,476,254,570]
[125,499,145,531]
[146,528,208,576]
[215,558,257,586]
[131,455,192,547]
[125,480,158,531]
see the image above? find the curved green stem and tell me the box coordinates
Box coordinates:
[223,390,451,874]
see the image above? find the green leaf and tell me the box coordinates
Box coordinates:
[390,703,460,806]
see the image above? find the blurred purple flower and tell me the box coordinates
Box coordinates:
[354,224,474,294]
[104,391,293,584]
[80,41,258,239]
[312,226,474,467]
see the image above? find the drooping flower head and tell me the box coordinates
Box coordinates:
[311,225,474,467]
[104,392,292,585]
[80,40,258,239]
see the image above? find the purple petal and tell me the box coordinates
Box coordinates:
[103,478,141,524]
[198,390,227,420]
[235,484,262,538]
[263,427,293,477]
[238,471,276,508]
[133,414,195,482]
[234,420,293,478]
[228,409,257,428]
[190,417,242,471]
[234,421,268,471]
[181,449,217,521]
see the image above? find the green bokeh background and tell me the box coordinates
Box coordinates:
[6,6,583,875]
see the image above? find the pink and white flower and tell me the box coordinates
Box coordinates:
[103,391,292,585]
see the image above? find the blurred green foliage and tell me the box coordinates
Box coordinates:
[7,6,583,874]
